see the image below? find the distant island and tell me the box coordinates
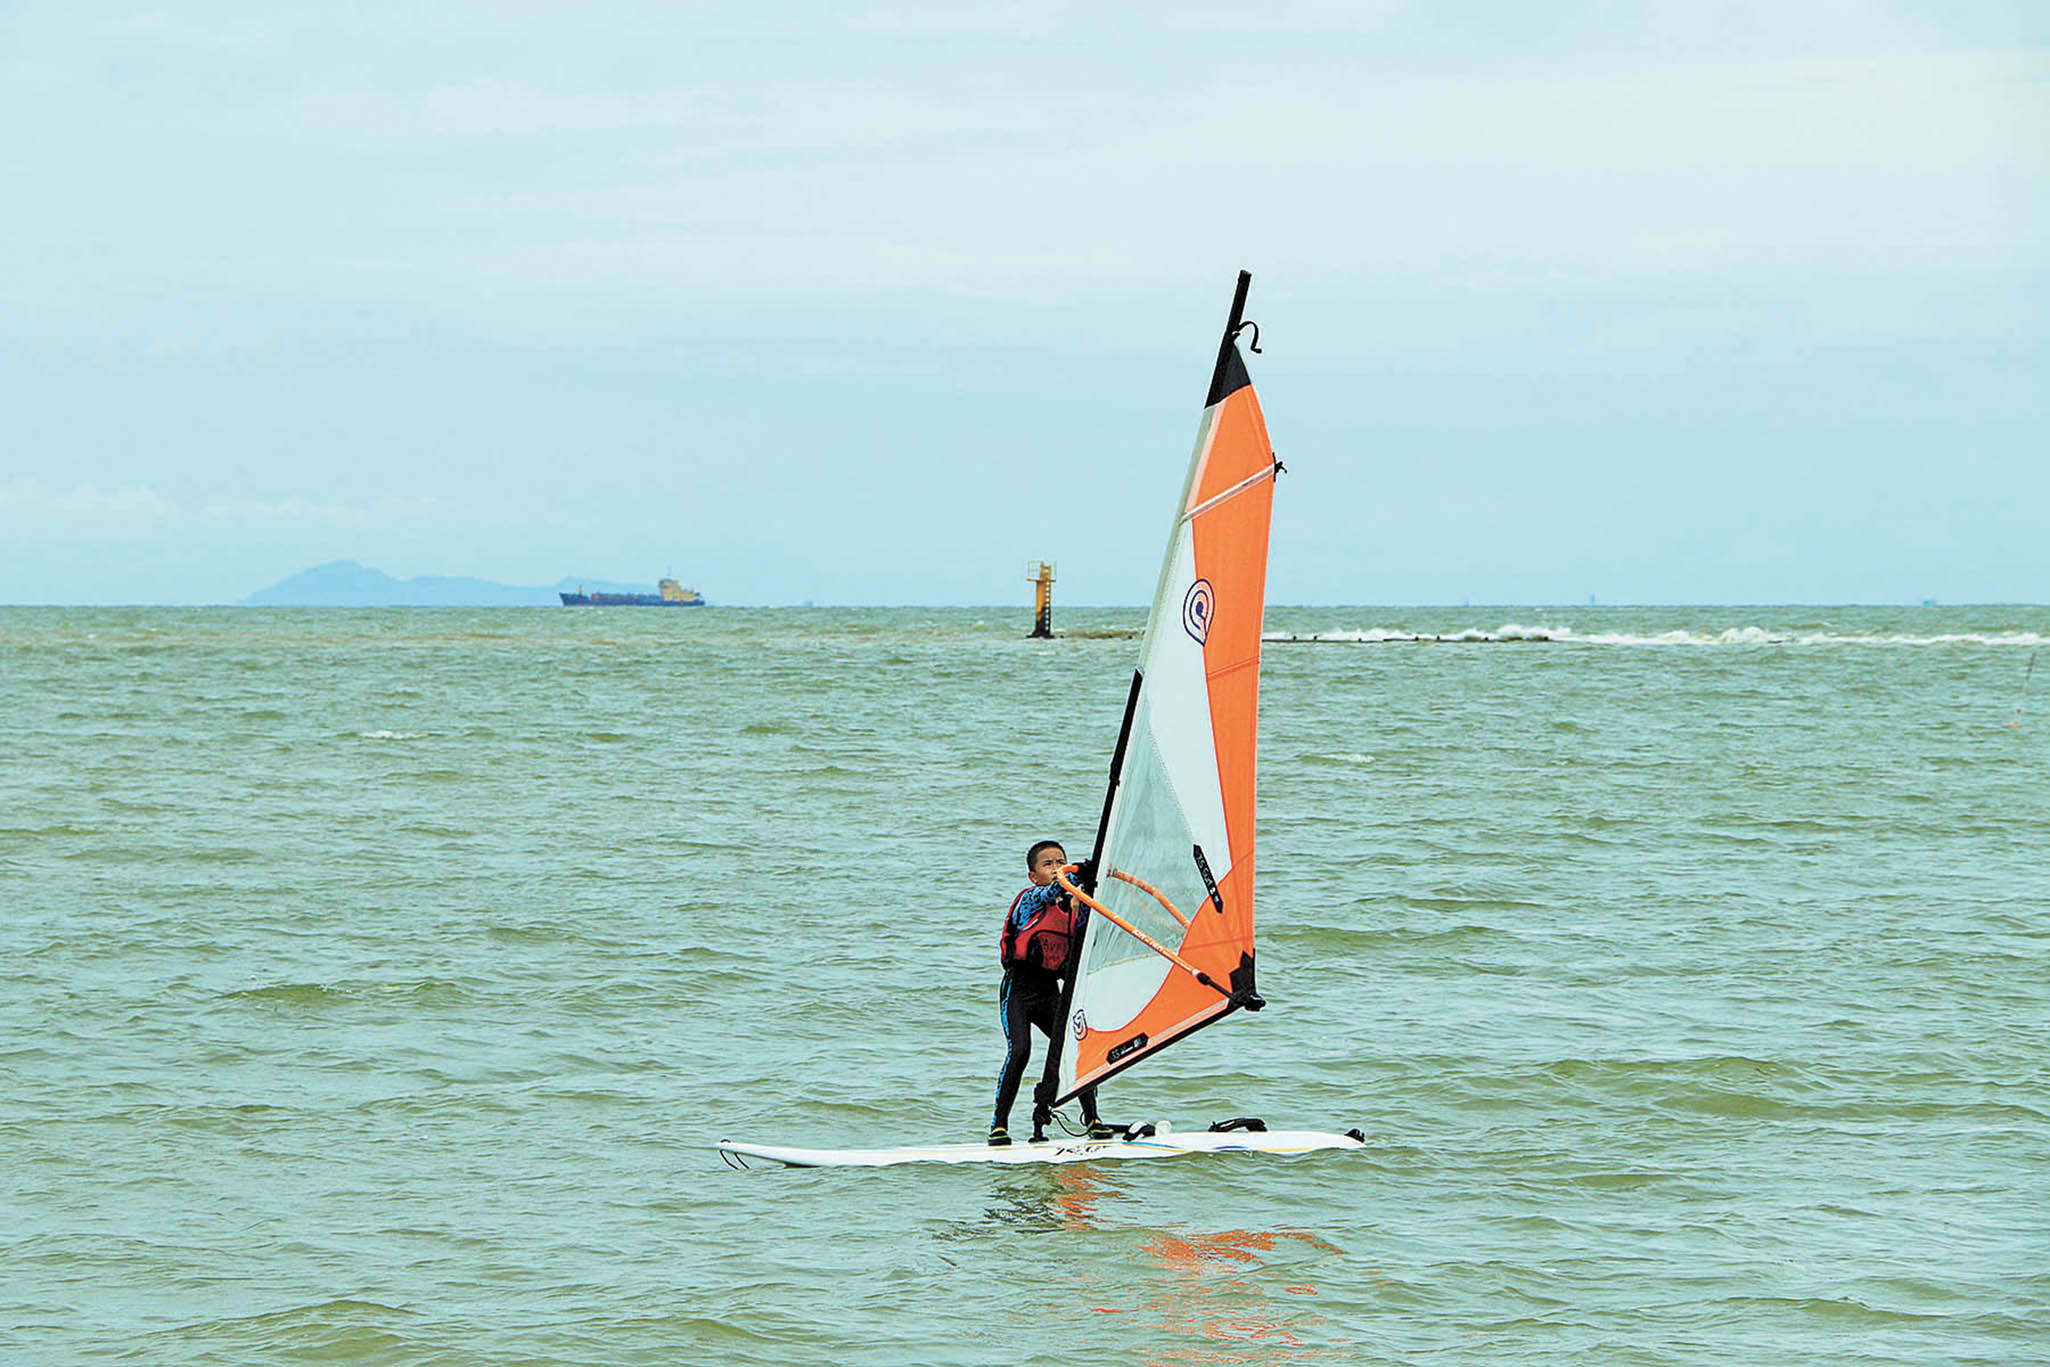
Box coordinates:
[240,561,672,607]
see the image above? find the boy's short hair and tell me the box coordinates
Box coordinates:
[1026,839,1066,869]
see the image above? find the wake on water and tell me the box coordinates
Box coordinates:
[1265,625,2050,648]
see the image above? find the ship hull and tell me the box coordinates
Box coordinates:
[558,593,706,606]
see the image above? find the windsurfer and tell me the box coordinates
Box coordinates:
[991,840,1110,1145]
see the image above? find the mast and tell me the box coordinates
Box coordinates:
[1051,269,1279,1105]
[1039,668,1143,1115]
[1206,270,1252,407]
[1083,671,1143,898]
[1082,269,1252,891]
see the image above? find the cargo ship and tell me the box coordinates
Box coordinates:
[559,577,707,607]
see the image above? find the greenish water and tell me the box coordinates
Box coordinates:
[4,605,2045,1365]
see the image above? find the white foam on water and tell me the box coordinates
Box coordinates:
[1266,625,2050,648]
[357,729,425,740]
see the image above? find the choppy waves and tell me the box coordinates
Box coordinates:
[7,605,2047,1367]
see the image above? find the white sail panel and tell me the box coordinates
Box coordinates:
[1057,412,1238,1094]
[1053,271,1277,1104]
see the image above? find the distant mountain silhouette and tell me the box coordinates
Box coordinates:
[240,561,653,606]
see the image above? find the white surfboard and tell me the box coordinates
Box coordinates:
[716,1128,1364,1169]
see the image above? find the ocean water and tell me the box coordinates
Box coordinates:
[3,604,2045,1365]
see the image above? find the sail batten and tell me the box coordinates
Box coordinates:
[1054,272,1280,1104]
[1181,462,1279,525]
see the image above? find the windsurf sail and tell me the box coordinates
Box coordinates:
[1054,271,1282,1103]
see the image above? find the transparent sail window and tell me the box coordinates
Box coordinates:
[1083,718,1212,977]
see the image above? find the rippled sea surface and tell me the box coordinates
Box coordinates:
[5,605,2046,1365]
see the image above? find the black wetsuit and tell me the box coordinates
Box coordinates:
[992,886,1100,1133]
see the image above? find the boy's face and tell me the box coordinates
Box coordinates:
[1028,845,1067,887]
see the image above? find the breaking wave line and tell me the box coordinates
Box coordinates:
[1264,625,2049,648]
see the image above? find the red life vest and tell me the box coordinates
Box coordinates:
[1001,887,1076,975]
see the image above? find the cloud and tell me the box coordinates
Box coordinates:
[0,481,449,533]
[268,44,2047,325]
[195,494,444,528]
[0,480,183,525]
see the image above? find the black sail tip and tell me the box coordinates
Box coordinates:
[1205,346,1251,409]
[1205,269,1256,408]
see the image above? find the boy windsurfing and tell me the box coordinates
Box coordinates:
[991,840,1111,1144]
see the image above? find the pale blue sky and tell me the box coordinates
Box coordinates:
[2,1,2043,604]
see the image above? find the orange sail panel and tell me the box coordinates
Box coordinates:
[1057,273,1279,1103]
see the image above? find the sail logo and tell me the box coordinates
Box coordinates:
[1182,579,1215,644]
[1072,1008,1088,1041]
